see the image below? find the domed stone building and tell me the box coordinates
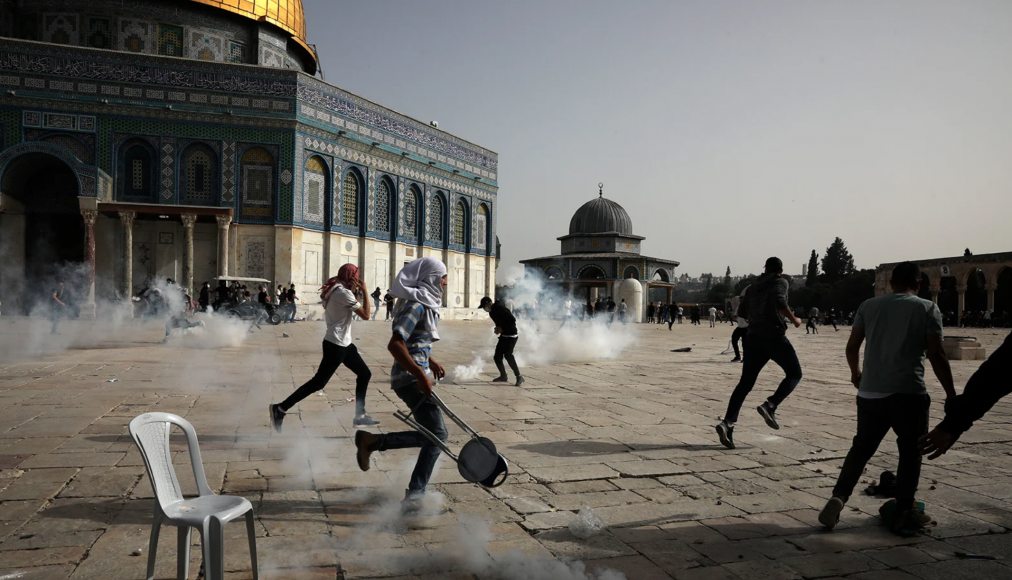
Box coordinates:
[0,0,498,317]
[520,185,678,321]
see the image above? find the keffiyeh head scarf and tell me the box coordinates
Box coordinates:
[391,257,446,340]
[320,263,359,305]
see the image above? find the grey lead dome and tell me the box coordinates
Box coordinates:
[568,196,634,235]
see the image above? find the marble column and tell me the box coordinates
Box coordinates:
[81,209,98,318]
[930,284,940,305]
[118,211,136,300]
[181,214,197,295]
[986,283,997,313]
[215,214,231,277]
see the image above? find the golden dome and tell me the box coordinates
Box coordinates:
[190,0,317,68]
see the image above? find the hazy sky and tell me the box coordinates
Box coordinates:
[304,0,1012,277]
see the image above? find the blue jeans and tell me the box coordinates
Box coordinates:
[724,333,802,423]
[378,384,447,493]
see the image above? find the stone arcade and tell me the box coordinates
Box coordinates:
[0,0,498,318]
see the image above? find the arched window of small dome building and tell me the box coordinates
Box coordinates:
[545,266,565,280]
[624,266,640,279]
[577,265,607,279]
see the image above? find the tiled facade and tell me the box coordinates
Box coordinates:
[0,1,498,318]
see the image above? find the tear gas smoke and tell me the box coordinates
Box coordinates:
[498,270,637,366]
[452,354,486,383]
[569,507,605,538]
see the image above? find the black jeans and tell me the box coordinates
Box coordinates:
[280,341,372,414]
[832,394,930,511]
[724,334,802,423]
[494,336,521,378]
[378,383,448,493]
[731,327,747,358]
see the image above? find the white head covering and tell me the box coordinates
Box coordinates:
[391,257,446,339]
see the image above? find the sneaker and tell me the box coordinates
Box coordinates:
[491,376,509,383]
[269,404,286,433]
[890,507,931,537]
[515,376,525,386]
[757,401,780,430]
[353,414,380,426]
[715,420,735,449]
[819,497,845,530]
[354,430,379,471]
[730,356,741,362]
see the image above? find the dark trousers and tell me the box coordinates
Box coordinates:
[724,334,802,423]
[377,384,447,493]
[832,394,930,511]
[494,336,521,378]
[280,341,372,414]
[806,319,817,334]
[731,327,747,359]
[938,331,1012,436]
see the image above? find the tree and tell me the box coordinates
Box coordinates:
[733,275,757,296]
[704,274,712,292]
[806,250,819,287]
[723,266,731,288]
[707,283,730,305]
[821,237,855,284]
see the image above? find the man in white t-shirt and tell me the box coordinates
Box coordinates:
[708,306,717,328]
[819,262,955,536]
[270,264,376,431]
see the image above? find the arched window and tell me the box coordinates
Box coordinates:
[342,169,361,227]
[578,265,607,280]
[624,266,640,279]
[303,156,327,223]
[428,193,444,243]
[474,204,489,250]
[240,147,274,218]
[405,185,421,237]
[452,199,467,246]
[181,144,217,205]
[119,140,156,201]
[375,177,393,232]
[545,266,565,280]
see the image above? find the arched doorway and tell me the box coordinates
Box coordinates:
[966,268,987,312]
[938,277,957,326]
[996,267,1012,327]
[0,153,83,312]
[917,273,931,300]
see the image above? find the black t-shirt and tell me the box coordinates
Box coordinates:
[490,301,518,335]
[257,291,269,304]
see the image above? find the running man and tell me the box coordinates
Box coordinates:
[819,262,954,536]
[269,264,377,431]
[480,296,524,386]
[716,257,802,449]
[353,257,448,508]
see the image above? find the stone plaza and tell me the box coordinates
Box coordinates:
[0,316,1010,579]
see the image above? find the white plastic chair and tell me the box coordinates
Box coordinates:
[129,412,258,580]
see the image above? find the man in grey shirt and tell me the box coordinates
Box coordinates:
[819,262,955,535]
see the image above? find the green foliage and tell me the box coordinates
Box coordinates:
[821,237,855,284]
[723,266,731,288]
[707,283,730,304]
[806,250,819,288]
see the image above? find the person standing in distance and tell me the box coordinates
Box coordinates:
[269,264,377,431]
[370,287,382,320]
[480,296,525,386]
[716,257,803,449]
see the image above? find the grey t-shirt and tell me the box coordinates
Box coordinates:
[854,293,942,397]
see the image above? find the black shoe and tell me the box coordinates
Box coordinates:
[515,376,525,386]
[757,401,780,430]
[353,414,380,426]
[269,404,286,433]
[355,430,380,471]
[716,421,735,449]
[492,376,509,383]
[819,497,845,530]
[730,356,741,362]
